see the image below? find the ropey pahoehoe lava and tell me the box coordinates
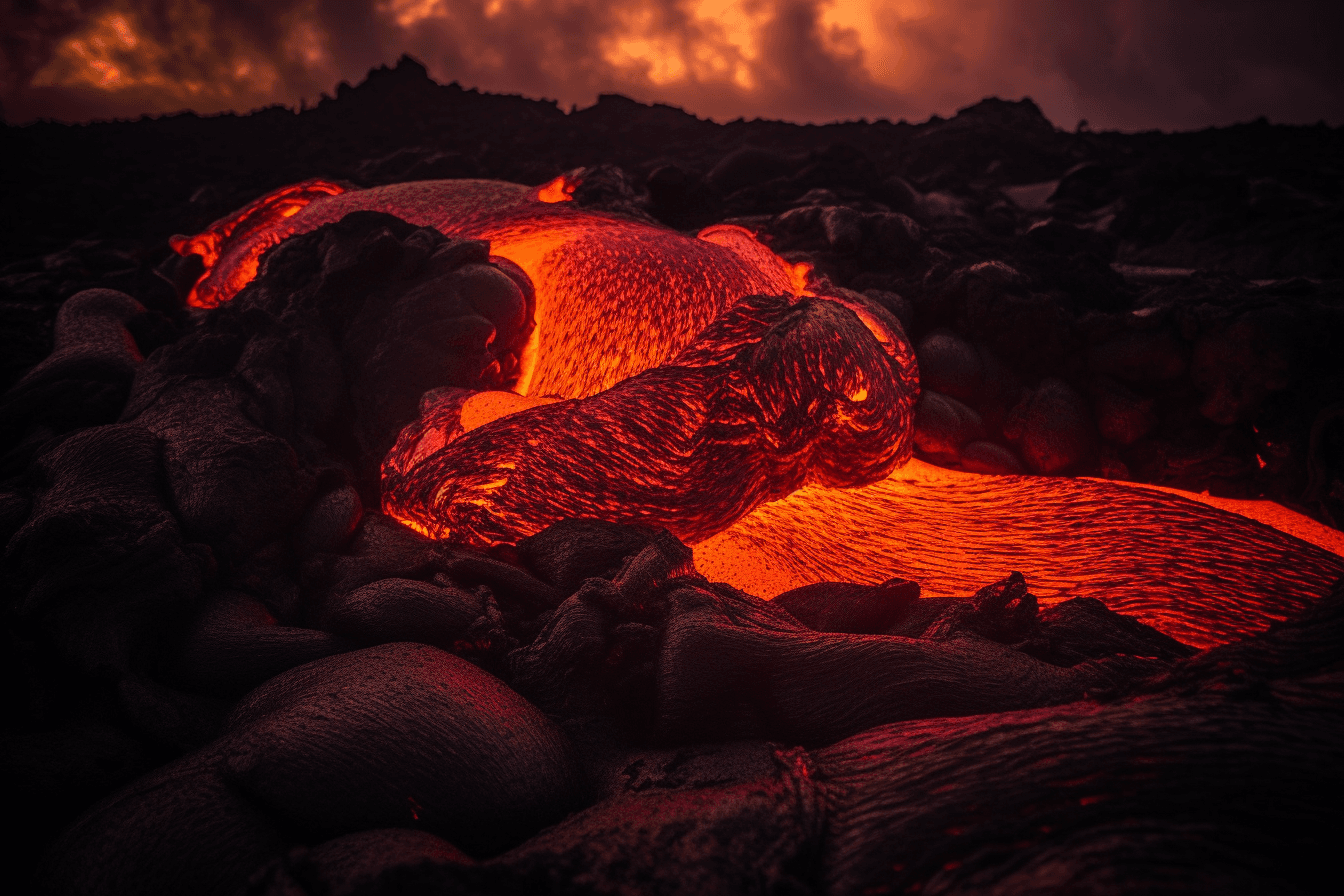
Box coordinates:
[172,174,1344,648]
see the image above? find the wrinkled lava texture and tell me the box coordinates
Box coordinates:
[3,57,1344,895]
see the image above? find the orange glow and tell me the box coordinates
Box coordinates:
[15,1,1337,136]
[173,178,802,397]
[169,179,345,307]
[177,177,1344,648]
[697,224,814,296]
[460,390,558,431]
[382,294,917,545]
[536,174,578,203]
[694,460,1344,649]
[1097,479,1344,559]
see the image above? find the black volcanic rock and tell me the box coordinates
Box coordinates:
[130,376,318,567]
[961,440,1027,474]
[915,330,984,402]
[913,389,985,462]
[707,145,800,195]
[653,574,1168,746]
[773,578,921,634]
[814,583,1344,896]
[1090,375,1158,446]
[221,643,581,855]
[478,749,821,895]
[172,590,347,698]
[41,749,288,896]
[517,518,666,593]
[1190,307,1296,425]
[4,423,209,675]
[1004,377,1095,474]
[312,512,441,595]
[294,483,362,556]
[901,97,1071,189]
[316,577,502,655]
[0,287,163,442]
[251,828,473,896]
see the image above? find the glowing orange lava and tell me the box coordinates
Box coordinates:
[694,461,1344,649]
[168,179,345,308]
[173,178,1344,648]
[383,294,917,546]
[536,173,579,203]
[174,178,803,398]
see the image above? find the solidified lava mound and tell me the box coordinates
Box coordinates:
[3,57,1344,894]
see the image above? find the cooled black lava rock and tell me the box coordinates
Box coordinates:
[773,578,922,634]
[220,643,582,855]
[1004,378,1095,474]
[913,390,986,462]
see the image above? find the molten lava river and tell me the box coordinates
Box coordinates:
[173,175,1344,649]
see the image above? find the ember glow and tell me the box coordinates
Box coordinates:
[535,174,577,204]
[168,179,346,308]
[171,177,1344,649]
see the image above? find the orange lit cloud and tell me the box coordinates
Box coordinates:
[2,1,1340,130]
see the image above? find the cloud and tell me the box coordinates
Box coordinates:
[2,0,1340,130]
[1010,0,1344,130]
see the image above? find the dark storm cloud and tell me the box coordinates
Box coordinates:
[1,0,1340,130]
[1009,0,1344,130]
[377,0,904,122]
[1,0,111,87]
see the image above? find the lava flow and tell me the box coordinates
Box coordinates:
[173,177,1344,648]
[172,174,807,399]
[382,293,918,546]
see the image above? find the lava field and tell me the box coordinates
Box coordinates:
[3,57,1343,895]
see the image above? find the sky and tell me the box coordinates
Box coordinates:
[3,0,1341,131]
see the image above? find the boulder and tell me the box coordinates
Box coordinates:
[960,441,1026,475]
[1004,379,1095,474]
[41,750,285,896]
[222,643,581,855]
[916,331,984,403]
[317,577,495,652]
[914,391,985,462]
[1090,376,1157,446]
[173,591,347,697]
[1089,329,1186,385]
[1190,310,1295,426]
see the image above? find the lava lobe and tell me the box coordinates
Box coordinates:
[382,293,918,546]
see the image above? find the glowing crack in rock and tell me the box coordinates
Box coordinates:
[173,178,1344,648]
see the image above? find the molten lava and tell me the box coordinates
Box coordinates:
[536,173,579,203]
[168,179,345,308]
[383,294,917,546]
[173,178,804,399]
[693,461,1344,648]
[173,178,1344,649]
